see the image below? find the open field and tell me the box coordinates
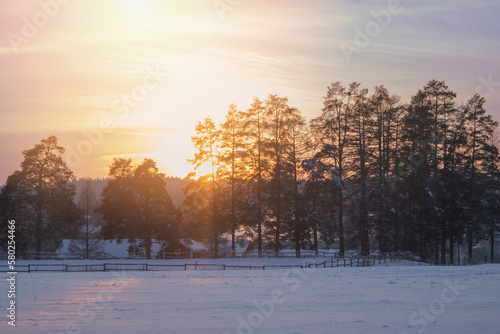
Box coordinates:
[2,261,500,334]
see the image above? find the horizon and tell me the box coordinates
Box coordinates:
[1,0,500,185]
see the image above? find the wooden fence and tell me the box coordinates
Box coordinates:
[0,255,427,273]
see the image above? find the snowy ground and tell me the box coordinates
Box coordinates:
[2,260,500,334]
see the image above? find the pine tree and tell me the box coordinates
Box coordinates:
[423,80,457,264]
[219,104,247,256]
[369,86,402,252]
[285,108,309,257]
[243,97,268,256]
[264,94,295,255]
[1,136,80,258]
[348,84,371,255]
[400,90,434,260]
[99,158,176,259]
[461,94,498,263]
[311,82,361,257]
[189,118,223,256]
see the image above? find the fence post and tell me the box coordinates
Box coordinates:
[195,261,198,271]
[223,264,225,270]
[184,264,187,271]
[103,264,106,272]
[28,264,30,273]
[65,264,68,272]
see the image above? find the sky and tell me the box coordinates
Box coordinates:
[1,0,499,185]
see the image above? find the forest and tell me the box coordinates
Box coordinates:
[1,80,499,264]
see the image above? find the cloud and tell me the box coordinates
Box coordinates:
[1,0,499,184]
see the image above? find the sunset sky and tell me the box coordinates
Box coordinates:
[1,0,499,184]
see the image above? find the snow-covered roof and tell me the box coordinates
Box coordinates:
[177,240,207,252]
[218,239,252,254]
[56,239,163,258]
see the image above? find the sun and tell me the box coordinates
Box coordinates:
[121,0,158,20]
[127,0,150,11]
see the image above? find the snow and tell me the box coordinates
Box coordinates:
[177,240,208,252]
[56,239,164,259]
[2,260,500,333]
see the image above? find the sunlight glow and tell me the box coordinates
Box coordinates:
[122,0,157,19]
[1,0,498,184]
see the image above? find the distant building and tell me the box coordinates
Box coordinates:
[56,239,163,259]
[156,240,208,259]
[218,239,254,257]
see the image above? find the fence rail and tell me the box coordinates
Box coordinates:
[0,255,426,273]
[0,250,378,260]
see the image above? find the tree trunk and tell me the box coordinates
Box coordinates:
[212,174,218,258]
[257,207,262,257]
[231,186,235,257]
[359,128,370,256]
[441,220,446,265]
[86,218,90,259]
[274,155,281,256]
[35,203,42,260]
[295,230,301,258]
[257,179,262,257]
[231,142,236,257]
[35,183,43,260]
[491,216,495,263]
[145,237,152,260]
[338,189,345,257]
[467,231,473,264]
[449,235,454,265]
[360,169,370,256]
[213,230,219,258]
[293,143,301,259]
[314,227,318,257]
[434,237,439,265]
[257,113,263,258]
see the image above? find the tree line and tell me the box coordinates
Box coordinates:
[185,80,500,263]
[0,142,181,259]
[1,80,499,263]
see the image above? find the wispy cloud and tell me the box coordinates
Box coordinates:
[1,0,499,183]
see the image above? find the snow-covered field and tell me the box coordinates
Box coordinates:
[2,260,500,334]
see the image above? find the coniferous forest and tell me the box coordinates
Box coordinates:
[1,80,499,264]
